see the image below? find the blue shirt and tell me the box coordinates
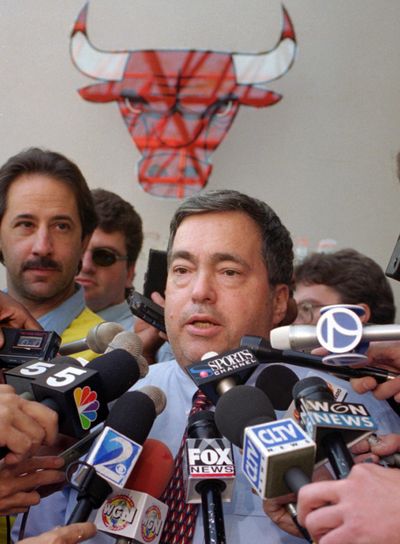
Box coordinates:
[37,286,86,335]
[97,301,135,331]
[14,359,400,544]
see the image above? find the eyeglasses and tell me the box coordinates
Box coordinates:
[91,248,129,267]
[296,301,325,324]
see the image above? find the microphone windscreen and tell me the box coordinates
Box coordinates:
[87,322,124,353]
[292,376,332,404]
[86,349,142,401]
[124,438,174,498]
[105,331,143,358]
[138,385,166,415]
[106,390,157,444]
[215,385,276,447]
[255,365,298,411]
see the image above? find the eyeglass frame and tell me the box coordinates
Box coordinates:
[90,247,129,267]
[295,301,326,324]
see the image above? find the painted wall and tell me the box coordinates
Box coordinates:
[1,1,400,310]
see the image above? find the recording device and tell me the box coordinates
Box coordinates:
[94,439,173,544]
[386,235,400,281]
[186,349,259,405]
[143,249,168,299]
[241,334,397,382]
[68,388,166,524]
[214,385,315,499]
[293,376,377,478]
[127,291,166,333]
[0,328,61,368]
[184,411,233,544]
[59,321,124,356]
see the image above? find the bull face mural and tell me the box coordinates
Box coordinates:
[71,3,297,198]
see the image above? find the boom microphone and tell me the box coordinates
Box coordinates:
[59,322,124,355]
[271,323,400,352]
[68,387,166,524]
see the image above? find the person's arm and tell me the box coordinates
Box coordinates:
[0,292,42,347]
[18,522,96,544]
[0,384,59,464]
[297,463,400,544]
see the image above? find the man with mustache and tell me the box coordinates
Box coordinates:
[0,147,102,359]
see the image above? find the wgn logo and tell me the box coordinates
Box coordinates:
[316,307,363,353]
[91,428,142,486]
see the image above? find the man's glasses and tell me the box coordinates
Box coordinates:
[91,248,129,267]
[296,301,325,324]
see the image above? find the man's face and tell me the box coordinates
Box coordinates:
[76,228,135,312]
[294,282,342,325]
[165,210,289,367]
[0,174,86,313]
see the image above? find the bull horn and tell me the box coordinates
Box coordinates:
[233,6,296,85]
[70,2,129,81]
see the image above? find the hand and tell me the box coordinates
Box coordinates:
[134,292,168,364]
[351,433,400,463]
[297,463,400,544]
[0,292,41,347]
[18,522,96,543]
[0,385,59,464]
[350,341,400,401]
[0,455,65,515]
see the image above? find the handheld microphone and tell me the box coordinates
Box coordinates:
[68,387,166,524]
[270,323,400,352]
[186,348,260,404]
[214,385,315,499]
[94,439,173,544]
[241,335,397,383]
[293,376,377,478]
[183,411,233,544]
[59,322,124,355]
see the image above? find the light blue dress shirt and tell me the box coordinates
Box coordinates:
[96,300,135,331]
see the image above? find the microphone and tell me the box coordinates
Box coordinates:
[183,411,234,544]
[59,387,166,469]
[241,334,397,382]
[94,439,173,543]
[255,364,299,411]
[68,386,166,524]
[59,322,124,355]
[214,385,315,498]
[271,323,400,352]
[186,348,260,404]
[293,376,377,478]
[30,348,148,438]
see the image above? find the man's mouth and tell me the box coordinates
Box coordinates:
[191,321,215,328]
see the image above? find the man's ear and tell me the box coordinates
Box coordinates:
[125,264,136,289]
[271,284,290,327]
[358,303,371,323]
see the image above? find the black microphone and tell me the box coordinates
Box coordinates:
[59,321,124,355]
[241,334,397,383]
[68,386,166,524]
[186,349,260,404]
[255,364,298,411]
[184,411,234,544]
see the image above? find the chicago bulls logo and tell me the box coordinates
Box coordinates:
[71,2,297,198]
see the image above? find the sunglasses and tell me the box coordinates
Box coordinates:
[91,248,129,267]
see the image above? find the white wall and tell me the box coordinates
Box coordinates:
[1,1,400,311]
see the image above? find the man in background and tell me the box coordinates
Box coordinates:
[293,248,395,325]
[0,147,102,359]
[76,188,143,329]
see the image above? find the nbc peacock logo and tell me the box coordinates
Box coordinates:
[73,385,100,430]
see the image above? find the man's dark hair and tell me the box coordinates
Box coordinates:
[91,188,143,266]
[0,147,97,239]
[168,189,293,286]
[294,249,396,324]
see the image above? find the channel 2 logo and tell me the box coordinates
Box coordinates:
[316,307,363,353]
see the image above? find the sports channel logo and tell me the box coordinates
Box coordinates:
[316,307,363,353]
[101,494,137,531]
[141,505,163,542]
[73,385,100,430]
[91,427,142,486]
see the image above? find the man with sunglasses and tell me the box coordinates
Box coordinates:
[0,147,102,361]
[76,189,143,330]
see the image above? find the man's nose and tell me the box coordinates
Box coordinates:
[31,227,53,255]
[80,250,96,273]
[191,270,217,304]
